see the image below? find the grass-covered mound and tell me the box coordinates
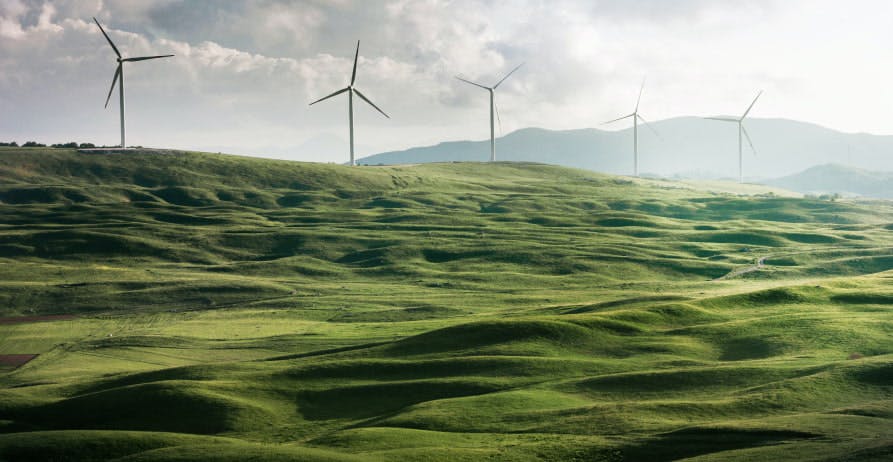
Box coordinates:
[1,147,892,460]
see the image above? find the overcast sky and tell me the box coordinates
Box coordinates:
[2,0,893,162]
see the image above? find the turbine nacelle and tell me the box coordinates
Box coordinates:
[603,77,657,177]
[704,90,763,182]
[455,63,524,162]
[308,41,390,166]
[93,17,174,147]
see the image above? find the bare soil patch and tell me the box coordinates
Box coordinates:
[0,354,38,368]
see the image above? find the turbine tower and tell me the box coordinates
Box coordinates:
[94,17,174,149]
[455,63,523,162]
[705,91,763,183]
[603,78,658,177]
[309,41,389,166]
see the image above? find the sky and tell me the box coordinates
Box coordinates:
[2,0,893,162]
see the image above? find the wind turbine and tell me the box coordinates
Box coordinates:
[309,41,389,166]
[93,17,174,149]
[455,63,523,162]
[603,78,658,177]
[705,90,763,183]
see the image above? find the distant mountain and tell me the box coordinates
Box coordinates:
[359,117,893,179]
[766,164,893,199]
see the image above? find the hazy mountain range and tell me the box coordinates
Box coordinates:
[359,117,893,182]
[766,164,893,199]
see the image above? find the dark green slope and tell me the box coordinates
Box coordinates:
[1,147,887,317]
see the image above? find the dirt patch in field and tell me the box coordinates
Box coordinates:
[0,354,38,368]
[0,314,76,325]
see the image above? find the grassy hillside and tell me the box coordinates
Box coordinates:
[1,147,892,461]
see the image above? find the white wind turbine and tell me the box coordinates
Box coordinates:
[603,78,658,177]
[94,17,174,149]
[705,91,763,183]
[455,63,524,162]
[309,41,389,166]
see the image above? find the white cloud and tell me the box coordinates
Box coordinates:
[0,0,62,38]
[3,0,893,161]
[0,0,27,39]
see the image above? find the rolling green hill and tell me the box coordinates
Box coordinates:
[1,147,892,461]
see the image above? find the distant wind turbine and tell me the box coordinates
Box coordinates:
[93,17,174,149]
[603,78,658,177]
[455,63,524,162]
[309,41,389,166]
[705,90,763,183]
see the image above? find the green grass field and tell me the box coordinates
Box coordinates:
[0,147,891,461]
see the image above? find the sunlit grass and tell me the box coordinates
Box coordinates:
[0,148,891,461]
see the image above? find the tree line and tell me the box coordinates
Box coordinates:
[0,142,102,148]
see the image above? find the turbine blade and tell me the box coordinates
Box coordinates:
[350,40,360,86]
[353,88,390,118]
[493,62,524,89]
[637,114,660,138]
[455,76,490,90]
[742,124,757,155]
[603,113,635,125]
[704,116,739,122]
[104,64,121,108]
[309,87,349,106]
[741,90,763,119]
[635,77,646,112]
[93,17,121,58]
[122,54,175,62]
[494,98,503,135]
